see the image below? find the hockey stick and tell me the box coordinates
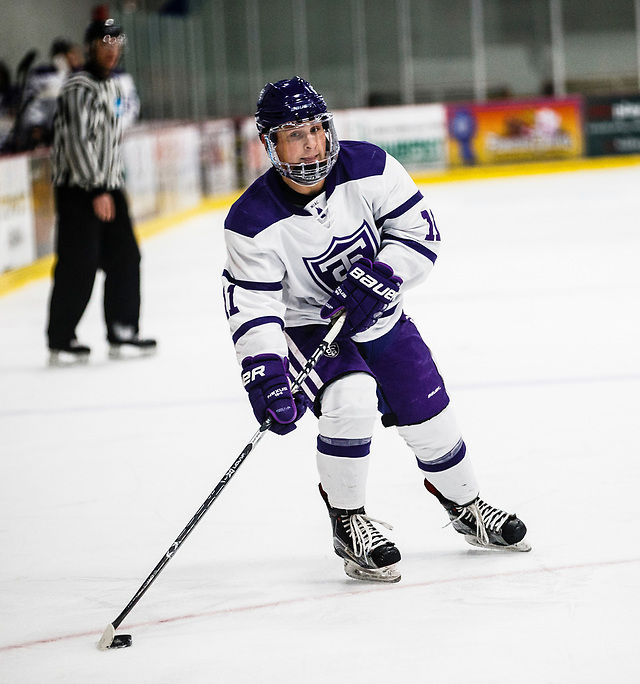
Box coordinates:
[97,311,346,650]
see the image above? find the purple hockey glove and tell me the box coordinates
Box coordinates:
[241,354,307,435]
[320,258,402,337]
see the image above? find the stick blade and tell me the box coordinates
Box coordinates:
[97,624,115,651]
[97,624,133,650]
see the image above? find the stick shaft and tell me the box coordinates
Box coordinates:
[107,313,345,632]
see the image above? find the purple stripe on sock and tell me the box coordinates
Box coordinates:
[317,435,371,458]
[417,440,466,473]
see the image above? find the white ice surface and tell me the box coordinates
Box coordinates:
[1,166,639,683]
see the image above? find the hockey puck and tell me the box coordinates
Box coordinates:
[109,634,133,649]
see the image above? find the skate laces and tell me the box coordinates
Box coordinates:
[341,513,393,560]
[449,498,511,546]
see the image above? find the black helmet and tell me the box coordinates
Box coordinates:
[84,18,123,45]
[50,38,72,59]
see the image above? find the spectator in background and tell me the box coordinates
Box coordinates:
[46,18,156,365]
[7,39,82,151]
[0,61,17,150]
[0,50,37,154]
[112,66,140,130]
[0,60,17,117]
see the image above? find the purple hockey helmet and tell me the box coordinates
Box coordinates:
[255,77,340,186]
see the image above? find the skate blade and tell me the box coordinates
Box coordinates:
[344,560,401,583]
[48,351,90,367]
[464,535,532,552]
[108,345,157,361]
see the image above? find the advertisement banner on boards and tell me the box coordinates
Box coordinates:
[240,117,271,187]
[0,155,36,272]
[584,94,640,156]
[333,104,447,170]
[123,131,160,221]
[446,97,583,166]
[28,152,55,258]
[155,125,202,214]
[201,119,238,196]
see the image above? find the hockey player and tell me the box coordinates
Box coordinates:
[222,77,530,583]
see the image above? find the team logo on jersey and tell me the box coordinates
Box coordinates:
[324,342,340,358]
[302,220,379,294]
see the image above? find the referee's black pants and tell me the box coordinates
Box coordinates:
[47,186,141,348]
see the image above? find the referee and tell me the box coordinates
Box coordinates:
[46,18,156,365]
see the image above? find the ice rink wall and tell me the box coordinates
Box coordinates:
[2,92,640,293]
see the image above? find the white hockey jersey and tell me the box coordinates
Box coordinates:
[222,140,442,363]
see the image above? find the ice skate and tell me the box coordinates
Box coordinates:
[425,479,531,552]
[108,325,157,360]
[48,340,91,367]
[320,485,401,583]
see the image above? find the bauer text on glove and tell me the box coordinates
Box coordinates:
[320,258,402,337]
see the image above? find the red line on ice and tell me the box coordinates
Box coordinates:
[1,556,638,652]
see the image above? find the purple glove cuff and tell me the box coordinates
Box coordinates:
[241,354,306,435]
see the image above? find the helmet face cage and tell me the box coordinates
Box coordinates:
[102,34,126,48]
[264,113,340,186]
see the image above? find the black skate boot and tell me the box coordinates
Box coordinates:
[48,339,91,367]
[425,479,531,552]
[108,324,157,360]
[319,484,401,583]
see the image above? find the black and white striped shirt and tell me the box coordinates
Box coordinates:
[51,68,125,191]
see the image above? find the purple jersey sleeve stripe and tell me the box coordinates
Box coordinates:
[416,440,466,473]
[232,316,284,344]
[382,235,438,263]
[317,435,372,458]
[223,269,283,291]
[376,190,424,227]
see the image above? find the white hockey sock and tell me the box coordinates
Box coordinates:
[316,446,370,510]
[316,373,378,510]
[397,405,479,505]
[420,442,479,505]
